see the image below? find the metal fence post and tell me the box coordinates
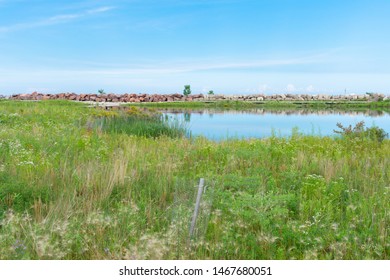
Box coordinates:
[189,178,205,238]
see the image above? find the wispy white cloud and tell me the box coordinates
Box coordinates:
[63,54,323,75]
[306,85,315,92]
[124,0,250,7]
[87,6,115,14]
[0,51,329,78]
[286,84,296,93]
[0,6,114,33]
[258,84,270,93]
[48,14,80,22]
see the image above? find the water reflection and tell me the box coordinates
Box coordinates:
[160,108,390,140]
[159,108,388,117]
[184,112,191,122]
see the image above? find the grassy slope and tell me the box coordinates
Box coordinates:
[0,100,389,260]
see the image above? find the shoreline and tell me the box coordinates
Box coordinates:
[6,91,389,103]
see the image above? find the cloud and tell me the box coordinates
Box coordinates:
[0,54,322,77]
[87,7,115,14]
[201,87,210,94]
[258,84,270,93]
[286,84,296,93]
[0,6,114,33]
[306,85,315,92]
[78,55,321,75]
[194,57,317,71]
[48,14,80,22]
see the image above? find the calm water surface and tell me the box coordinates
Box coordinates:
[162,108,390,140]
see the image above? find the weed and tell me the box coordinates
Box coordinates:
[0,100,389,260]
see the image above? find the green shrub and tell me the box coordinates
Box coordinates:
[334,121,388,142]
[364,126,389,142]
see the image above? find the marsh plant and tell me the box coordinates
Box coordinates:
[0,100,389,260]
[95,108,187,138]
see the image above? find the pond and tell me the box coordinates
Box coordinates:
[161,108,390,140]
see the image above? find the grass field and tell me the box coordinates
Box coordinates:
[0,100,389,259]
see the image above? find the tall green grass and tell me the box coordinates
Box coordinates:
[0,100,389,260]
[96,113,186,138]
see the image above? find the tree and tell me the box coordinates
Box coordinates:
[208,90,214,95]
[183,85,191,96]
[98,89,105,95]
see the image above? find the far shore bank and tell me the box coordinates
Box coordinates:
[5,91,389,103]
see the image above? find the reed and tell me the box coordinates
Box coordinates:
[0,100,388,260]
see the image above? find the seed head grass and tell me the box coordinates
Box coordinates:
[0,100,389,259]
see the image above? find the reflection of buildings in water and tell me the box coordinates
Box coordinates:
[159,108,388,117]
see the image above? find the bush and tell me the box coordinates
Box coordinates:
[334,121,388,142]
[364,126,389,142]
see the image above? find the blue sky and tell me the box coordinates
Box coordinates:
[0,0,389,95]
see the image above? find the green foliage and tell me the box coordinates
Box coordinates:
[98,89,105,95]
[208,90,214,95]
[183,85,191,96]
[98,113,186,138]
[0,100,389,260]
[334,121,388,142]
[0,173,53,218]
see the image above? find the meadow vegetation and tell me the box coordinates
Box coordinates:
[0,100,389,260]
